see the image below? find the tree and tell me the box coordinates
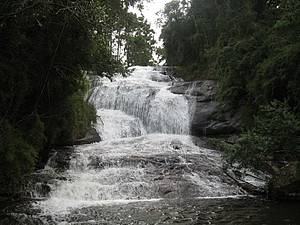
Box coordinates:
[124,14,156,66]
[160,0,300,194]
[0,0,144,195]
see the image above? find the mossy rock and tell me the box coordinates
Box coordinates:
[269,161,300,200]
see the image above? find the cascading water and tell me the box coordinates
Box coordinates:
[5,66,258,224]
[89,67,191,134]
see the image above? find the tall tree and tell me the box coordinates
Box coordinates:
[0,0,145,195]
[124,14,156,66]
[160,0,300,191]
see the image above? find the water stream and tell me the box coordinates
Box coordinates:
[1,66,300,224]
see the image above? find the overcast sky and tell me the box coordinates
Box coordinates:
[132,0,172,44]
[143,0,171,39]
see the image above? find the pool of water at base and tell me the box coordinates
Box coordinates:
[1,197,300,225]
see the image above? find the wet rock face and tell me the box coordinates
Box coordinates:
[150,72,173,82]
[169,80,216,101]
[169,80,240,136]
[72,127,101,145]
[191,102,241,136]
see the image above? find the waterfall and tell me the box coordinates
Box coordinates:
[89,66,191,134]
[32,66,247,221]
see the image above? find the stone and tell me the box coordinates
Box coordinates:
[73,127,101,145]
[269,161,300,200]
[169,80,241,136]
[150,73,173,82]
[169,80,216,101]
[191,102,241,136]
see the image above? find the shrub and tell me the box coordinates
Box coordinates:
[0,121,39,195]
[225,101,300,174]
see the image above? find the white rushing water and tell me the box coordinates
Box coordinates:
[89,67,191,134]
[34,66,245,218]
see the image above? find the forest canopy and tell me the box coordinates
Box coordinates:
[160,0,300,189]
[0,0,155,195]
[160,0,300,114]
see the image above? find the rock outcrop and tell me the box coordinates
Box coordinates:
[268,161,300,200]
[169,80,240,136]
[73,127,101,145]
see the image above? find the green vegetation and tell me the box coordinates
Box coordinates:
[0,0,155,196]
[161,0,300,113]
[124,14,156,66]
[225,101,300,173]
[160,0,300,195]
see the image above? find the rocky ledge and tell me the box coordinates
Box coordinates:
[169,80,240,136]
[72,127,101,145]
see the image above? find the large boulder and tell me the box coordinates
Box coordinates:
[169,80,216,101]
[169,80,240,136]
[73,127,101,145]
[268,162,300,200]
[191,101,241,136]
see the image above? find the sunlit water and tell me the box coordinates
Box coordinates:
[1,67,300,224]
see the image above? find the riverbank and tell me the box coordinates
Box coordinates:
[163,67,300,201]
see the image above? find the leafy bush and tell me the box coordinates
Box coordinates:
[0,120,40,195]
[0,0,152,196]
[63,90,97,143]
[0,0,101,195]
[161,0,300,194]
[226,101,300,174]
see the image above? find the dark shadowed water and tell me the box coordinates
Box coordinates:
[1,197,300,224]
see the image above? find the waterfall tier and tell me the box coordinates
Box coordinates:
[28,67,250,224]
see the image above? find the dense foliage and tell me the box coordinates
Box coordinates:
[0,0,154,195]
[225,101,300,173]
[161,0,300,112]
[160,0,300,192]
[100,0,156,67]
[124,13,156,66]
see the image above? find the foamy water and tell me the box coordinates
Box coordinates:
[31,67,249,222]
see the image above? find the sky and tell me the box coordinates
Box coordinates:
[132,0,172,44]
[129,0,172,62]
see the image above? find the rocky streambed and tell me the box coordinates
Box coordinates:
[1,66,300,225]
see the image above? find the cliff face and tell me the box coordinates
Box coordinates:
[169,80,241,136]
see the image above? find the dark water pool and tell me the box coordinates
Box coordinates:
[1,197,300,225]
